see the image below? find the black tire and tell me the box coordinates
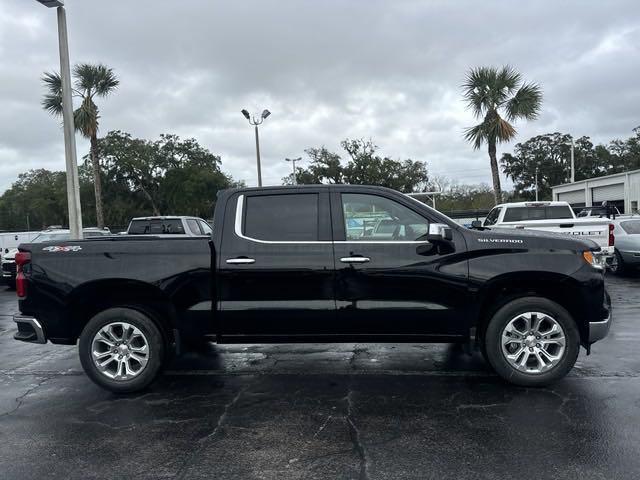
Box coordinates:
[484,297,580,387]
[610,250,626,276]
[79,307,165,393]
[6,278,15,290]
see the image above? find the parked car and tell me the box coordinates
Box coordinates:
[2,227,111,288]
[14,185,611,392]
[126,216,212,236]
[609,218,640,275]
[482,201,615,259]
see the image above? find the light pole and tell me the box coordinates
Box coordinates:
[570,138,575,183]
[285,157,302,185]
[535,166,539,201]
[241,109,271,187]
[36,0,83,239]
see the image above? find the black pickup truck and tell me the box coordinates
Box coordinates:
[14,185,612,392]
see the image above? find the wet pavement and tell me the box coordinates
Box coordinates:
[1,273,639,479]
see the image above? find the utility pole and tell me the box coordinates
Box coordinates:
[570,138,575,183]
[285,157,302,185]
[241,109,271,187]
[535,166,539,201]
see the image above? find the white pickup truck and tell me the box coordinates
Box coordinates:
[482,201,615,258]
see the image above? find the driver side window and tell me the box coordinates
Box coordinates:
[342,193,429,241]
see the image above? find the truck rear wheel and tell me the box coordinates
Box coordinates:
[79,307,165,393]
[609,250,626,276]
[484,297,580,387]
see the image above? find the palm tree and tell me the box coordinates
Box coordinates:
[42,64,119,228]
[462,66,542,204]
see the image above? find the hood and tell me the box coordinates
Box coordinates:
[2,248,18,261]
[468,226,599,252]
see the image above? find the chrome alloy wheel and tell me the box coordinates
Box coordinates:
[501,311,566,374]
[91,322,150,380]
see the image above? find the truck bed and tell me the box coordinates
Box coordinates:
[18,236,212,343]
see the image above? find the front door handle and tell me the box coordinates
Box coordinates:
[340,256,370,264]
[226,257,256,265]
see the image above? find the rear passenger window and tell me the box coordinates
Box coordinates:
[244,194,319,241]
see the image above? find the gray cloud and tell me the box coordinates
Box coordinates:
[0,0,638,193]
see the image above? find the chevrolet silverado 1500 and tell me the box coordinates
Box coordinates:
[13,185,612,392]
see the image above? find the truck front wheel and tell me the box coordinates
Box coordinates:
[79,307,165,393]
[484,297,580,387]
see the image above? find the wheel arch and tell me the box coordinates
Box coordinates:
[66,279,177,345]
[474,272,589,346]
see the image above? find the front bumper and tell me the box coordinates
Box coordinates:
[589,291,612,343]
[14,315,47,344]
[1,260,15,279]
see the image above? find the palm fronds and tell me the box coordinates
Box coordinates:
[505,82,543,121]
[41,71,63,116]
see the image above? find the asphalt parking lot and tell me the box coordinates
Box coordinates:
[1,273,639,480]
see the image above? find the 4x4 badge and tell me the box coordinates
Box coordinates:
[42,246,82,252]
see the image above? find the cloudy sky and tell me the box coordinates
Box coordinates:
[0,0,639,193]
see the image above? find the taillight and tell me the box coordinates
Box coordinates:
[608,224,615,247]
[15,251,30,298]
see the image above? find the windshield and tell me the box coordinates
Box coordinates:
[483,207,501,226]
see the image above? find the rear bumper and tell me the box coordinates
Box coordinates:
[13,314,47,344]
[600,246,615,256]
[589,291,612,343]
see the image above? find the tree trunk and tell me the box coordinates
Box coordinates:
[488,140,503,204]
[140,187,161,216]
[90,134,105,228]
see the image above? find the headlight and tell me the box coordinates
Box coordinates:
[582,250,607,270]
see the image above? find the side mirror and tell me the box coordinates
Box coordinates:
[471,220,483,229]
[427,223,453,242]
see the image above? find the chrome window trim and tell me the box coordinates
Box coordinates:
[234,195,432,245]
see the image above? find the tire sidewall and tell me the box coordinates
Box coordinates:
[612,250,625,276]
[484,297,580,387]
[79,307,165,393]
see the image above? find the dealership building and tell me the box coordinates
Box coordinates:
[552,169,640,214]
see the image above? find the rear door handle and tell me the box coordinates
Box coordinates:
[226,257,256,265]
[340,256,370,264]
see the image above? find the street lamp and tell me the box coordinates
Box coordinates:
[36,0,64,6]
[241,108,271,187]
[285,157,302,185]
[36,0,83,239]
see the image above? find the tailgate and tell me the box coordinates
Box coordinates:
[507,220,613,250]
